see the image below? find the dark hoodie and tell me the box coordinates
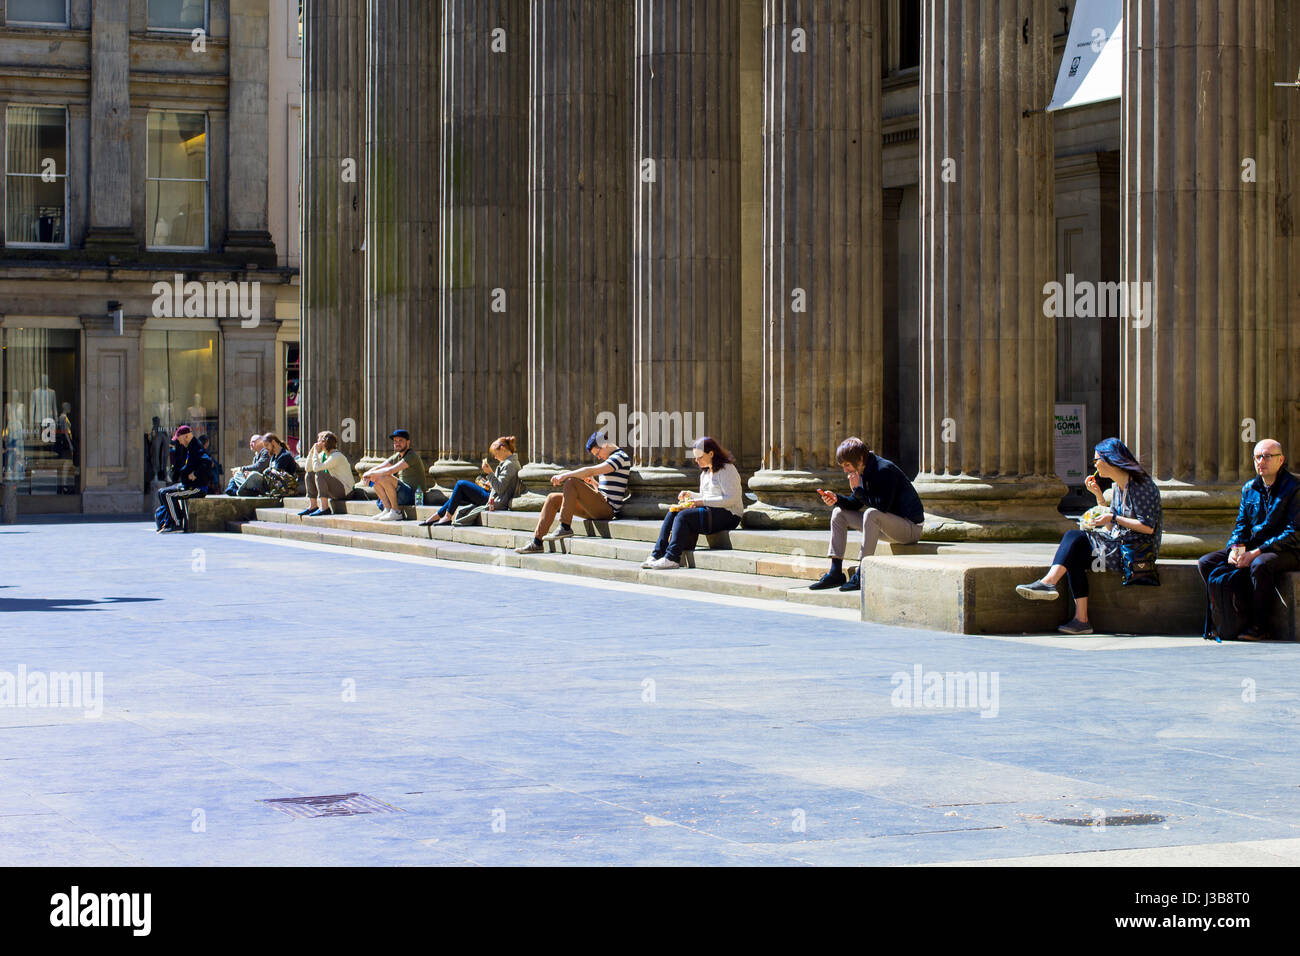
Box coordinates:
[172,439,214,491]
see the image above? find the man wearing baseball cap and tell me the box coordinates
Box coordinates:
[359,428,427,521]
[155,425,214,533]
[515,430,631,553]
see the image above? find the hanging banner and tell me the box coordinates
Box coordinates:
[1047,0,1122,112]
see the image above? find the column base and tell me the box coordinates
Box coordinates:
[513,462,563,512]
[911,473,1068,541]
[430,458,482,495]
[623,465,694,519]
[744,468,847,529]
[1143,480,1240,558]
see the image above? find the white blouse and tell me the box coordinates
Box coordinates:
[691,463,744,517]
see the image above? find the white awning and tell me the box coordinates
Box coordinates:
[1047,0,1122,112]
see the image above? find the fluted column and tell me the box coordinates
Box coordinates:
[915,0,1062,536]
[434,0,529,487]
[525,0,630,482]
[301,0,366,465]
[362,0,440,466]
[84,0,134,252]
[747,0,881,528]
[1275,3,1299,458]
[629,0,741,502]
[1122,0,1276,550]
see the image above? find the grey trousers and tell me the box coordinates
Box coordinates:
[829,506,923,559]
[305,471,347,501]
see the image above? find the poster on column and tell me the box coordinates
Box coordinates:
[1054,405,1087,486]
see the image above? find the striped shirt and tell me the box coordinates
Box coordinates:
[598,448,632,514]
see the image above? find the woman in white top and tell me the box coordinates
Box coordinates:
[299,430,355,516]
[644,437,744,570]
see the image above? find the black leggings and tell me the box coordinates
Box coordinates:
[1052,528,1099,599]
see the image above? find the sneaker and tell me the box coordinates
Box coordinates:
[297,507,316,516]
[544,525,575,541]
[641,555,659,569]
[809,569,847,591]
[1016,580,1059,601]
[1057,618,1093,635]
[515,540,543,554]
[379,510,405,522]
[648,557,680,570]
[838,569,861,592]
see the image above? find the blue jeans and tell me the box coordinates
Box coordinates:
[376,482,417,510]
[437,479,489,518]
[653,506,741,561]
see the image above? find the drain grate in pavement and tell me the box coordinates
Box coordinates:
[1047,813,1166,827]
[260,793,403,819]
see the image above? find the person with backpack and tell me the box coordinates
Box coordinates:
[155,425,213,533]
[1198,439,1300,641]
[1014,438,1162,634]
[420,435,524,527]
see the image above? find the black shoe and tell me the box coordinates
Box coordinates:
[1237,627,1272,642]
[838,570,861,592]
[809,569,847,591]
[1057,618,1093,635]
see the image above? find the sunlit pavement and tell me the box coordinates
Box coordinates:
[1,520,1296,866]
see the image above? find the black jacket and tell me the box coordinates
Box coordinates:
[1228,469,1300,553]
[171,440,214,491]
[267,447,299,474]
[834,452,925,525]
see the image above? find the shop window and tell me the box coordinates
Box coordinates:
[146,111,208,250]
[2,328,79,495]
[5,105,68,247]
[284,343,299,454]
[147,0,206,32]
[141,330,220,483]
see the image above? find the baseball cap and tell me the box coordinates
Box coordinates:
[389,428,411,440]
[172,425,192,440]
[585,431,608,452]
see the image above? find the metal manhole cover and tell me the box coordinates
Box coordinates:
[1047,813,1166,827]
[260,793,403,818]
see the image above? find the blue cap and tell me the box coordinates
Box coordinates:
[585,431,607,452]
[389,428,411,440]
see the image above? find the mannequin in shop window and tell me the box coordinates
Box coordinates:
[187,394,207,437]
[30,375,56,436]
[3,403,25,479]
[55,403,74,460]
[148,417,169,483]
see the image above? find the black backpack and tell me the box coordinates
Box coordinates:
[1204,563,1250,641]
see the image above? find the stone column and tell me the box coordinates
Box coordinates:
[434,0,529,489]
[225,0,277,264]
[301,0,366,467]
[84,0,135,252]
[1122,0,1276,553]
[524,0,630,488]
[747,0,882,528]
[1276,3,1300,457]
[361,0,440,469]
[80,314,144,513]
[629,0,741,505]
[914,0,1062,538]
[219,316,282,478]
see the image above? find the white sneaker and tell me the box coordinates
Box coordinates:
[648,557,680,570]
[379,510,404,522]
[640,555,658,569]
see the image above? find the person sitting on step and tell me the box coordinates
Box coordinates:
[422,435,524,527]
[515,431,631,554]
[360,428,427,522]
[299,431,355,516]
[225,433,269,495]
[155,425,214,533]
[809,437,926,593]
[1197,438,1300,641]
[1015,437,1162,635]
[642,436,743,570]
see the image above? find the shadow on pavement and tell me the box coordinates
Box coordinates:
[0,596,162,613]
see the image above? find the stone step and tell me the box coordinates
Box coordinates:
[234,518,860,610]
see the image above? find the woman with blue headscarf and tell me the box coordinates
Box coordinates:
[1015,438,1162,634]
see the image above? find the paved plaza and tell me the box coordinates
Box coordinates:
[0,520,1298,866]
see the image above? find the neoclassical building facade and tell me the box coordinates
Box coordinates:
[300,0,1300,549]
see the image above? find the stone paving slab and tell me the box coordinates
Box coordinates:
[0,520,1297,866]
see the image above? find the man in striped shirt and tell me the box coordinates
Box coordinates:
[516,431,632,554]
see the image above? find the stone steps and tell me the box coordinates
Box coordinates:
[235,506,861,610]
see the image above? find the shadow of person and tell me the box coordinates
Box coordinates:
[0,596,162,613]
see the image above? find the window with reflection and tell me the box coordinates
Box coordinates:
[6,0,68,26]
[5,106,68,247]
[148,0,207,32]
[2,328,79,495]
[146,111,208,250]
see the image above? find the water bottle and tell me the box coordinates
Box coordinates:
[415,487,424,507]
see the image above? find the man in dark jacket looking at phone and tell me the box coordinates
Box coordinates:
[1198,439,1300,640]
[809,437,926,593]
